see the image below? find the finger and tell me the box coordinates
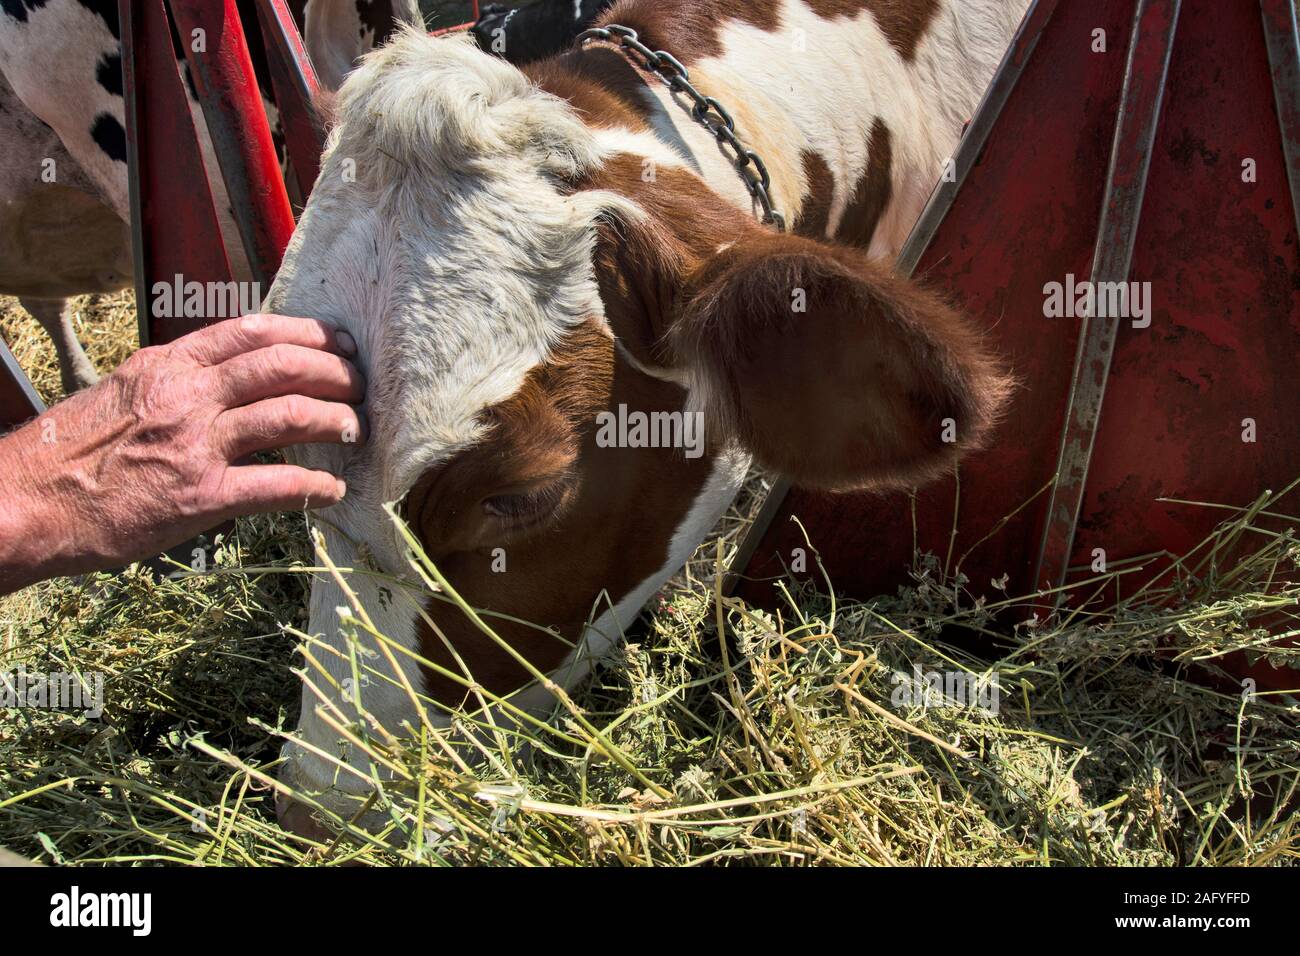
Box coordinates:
[217,464,347,516]
[213,396,367,459]
[210,343,365,407]
[172,314,357,367]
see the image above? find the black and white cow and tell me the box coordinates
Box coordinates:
[0,0,417,393]
[471,0,611,64]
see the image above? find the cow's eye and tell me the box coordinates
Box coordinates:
[480,478,571,532]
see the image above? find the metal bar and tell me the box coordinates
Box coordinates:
[254,0,326,200]
[120,0,147,346]
[430,21,479,36]
[0,338,44,435]
[1033,0,1181,594]
[121,0,233,345]
[431,0,482,36]
[725,0,1063,595]
[1260,0,1300,242]
[120,0,242,567]
[167,0,296,290]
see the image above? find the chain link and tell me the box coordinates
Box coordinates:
[578,25,787,232]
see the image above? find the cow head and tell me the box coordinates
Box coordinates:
[266,28,1009,830]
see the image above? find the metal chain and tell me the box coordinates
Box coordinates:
[577,25,787,232]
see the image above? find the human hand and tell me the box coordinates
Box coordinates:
[0,314,366,593]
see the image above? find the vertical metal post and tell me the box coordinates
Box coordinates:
[1260,0,1300,240]
[120,0,232,345]
[1033,0,1181,594]
[254,0,327,200]
[166,0,296,291]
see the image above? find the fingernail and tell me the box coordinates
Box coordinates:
[336,478,348,499]
[336,330,357,355]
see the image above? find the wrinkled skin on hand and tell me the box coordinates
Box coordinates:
[0,314,367,593]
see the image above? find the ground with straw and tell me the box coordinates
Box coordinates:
[1,293,1297,866]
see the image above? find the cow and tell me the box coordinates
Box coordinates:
[305,0,420,91]
[471,0,612,64]
[0,0,416,395]
[267,0,1030,837]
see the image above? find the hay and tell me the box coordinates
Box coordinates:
[0,292,1297,866]
[1,292,138,406]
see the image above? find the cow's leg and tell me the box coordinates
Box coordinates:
[19,297,99,393]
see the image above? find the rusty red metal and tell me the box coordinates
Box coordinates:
[734,0,1300,689]
[120,0,306,344]
[1260,0,1300,247]
[121,0,234,346]
[1035,0,1181,594]
[254,0,326,199]
[166,0,295,293]
[117,0,312,562]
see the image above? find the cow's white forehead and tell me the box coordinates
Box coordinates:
[267,27,634,501]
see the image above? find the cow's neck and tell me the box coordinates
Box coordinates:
[551,0,1024,255]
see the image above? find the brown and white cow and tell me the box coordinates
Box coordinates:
[267,0,1028,831]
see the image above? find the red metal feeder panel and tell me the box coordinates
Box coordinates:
[734,0,1300,688]
[121,0,307,345]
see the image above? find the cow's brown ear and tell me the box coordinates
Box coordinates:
[593,211,687,372]
[674,234,1013,491]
